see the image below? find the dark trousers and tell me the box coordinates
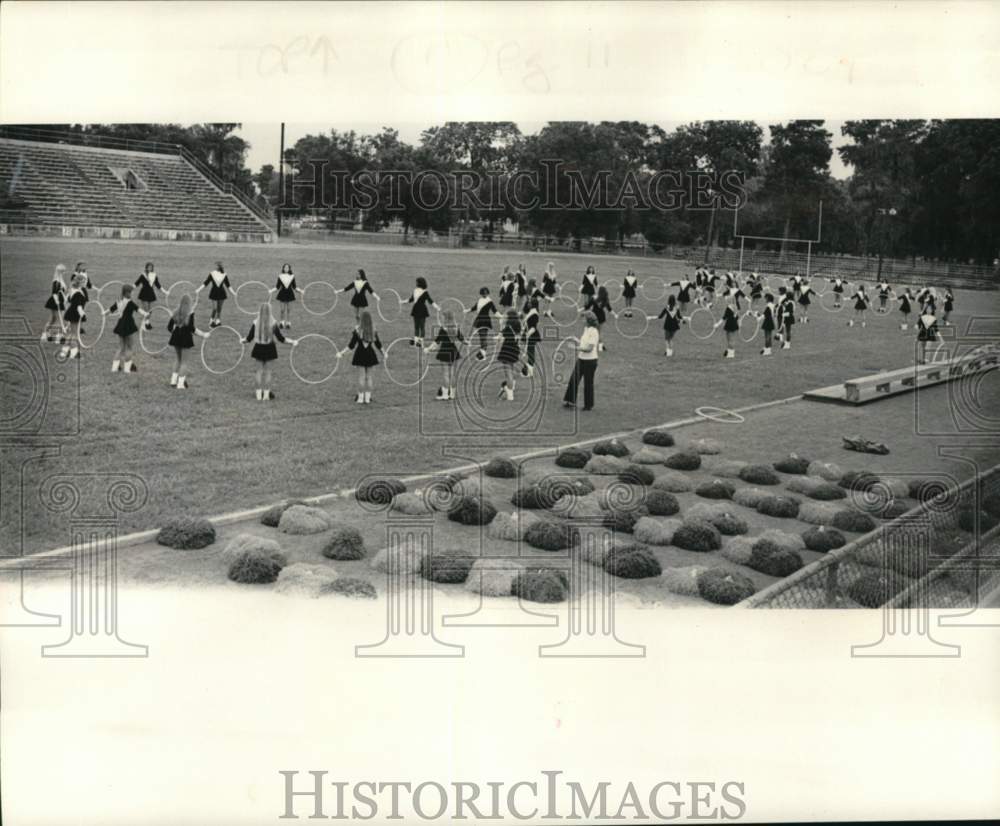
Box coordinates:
[563,358,597,409]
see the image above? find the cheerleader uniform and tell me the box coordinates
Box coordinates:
[347,330,382,367]
[778,297,795,348]
[760,301,776,355]
[749,279,763,302]
[521,307,541,375]
[515,271,527,299]
[722,304,739,358]
[897,293,913,329]
[672,279,693,307]
[408,287,434,342]
[498,280,516,309]
[583,294,610,326]
[471,296,498,333]
[205,270,231,301]
[916,313,939,343]
[658,306,681,337]
[542,272,558,298]
[852,290,869,311]
[62,289,88,325]
[831,278,846,300]
[580,272,598,298]
[44,277,66,312]
[275,273,298,303]
[942,291,954,324]
[167,313,197,349]
[523,288,545,315]
[797,286,813,320]
[110,298,141,338]
[245,321,287,362]
[497,321,521,365]
[622,274,638,300]
[346,278,374,309]
[433,327,464,363]
[877,282,891,311]
[135,271,162,303]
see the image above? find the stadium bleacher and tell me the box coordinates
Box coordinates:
[0,137,272,242]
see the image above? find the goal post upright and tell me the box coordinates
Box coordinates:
[731,199,823,278]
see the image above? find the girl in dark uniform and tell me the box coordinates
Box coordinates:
[107,284,149,374]
[916,306,940,365]
[466,287,500,360]
[42,264,68,342]
[196,262,232,328]
[407,276,439,347]
[714,290,741,358]
[495,309,522,401]
[758,293,777,356]
[166,294,206,389]
[848,285,870,327]
[340,310,382,404]
[648,294,683,357]
[245,302,298,401]
[942,289,954,326]
[828,276,848,309]
[670,276,694,315]
[776,286,795,349]
[896,288,914,331]
[582,285,614,329]
[520,298,542,377]
[59,274,89,360]
[796,280,815,324]
[270,264,303,330]
[877,280,891,313]
[498,272,516,309]
[579,266,598,302]
[621,269,638,317]
[134,262,162,330]
[73,262,95,291]
[424,309,464,401]
[515,264,528,300]
[342,269,380,322]
[541,262,559,313]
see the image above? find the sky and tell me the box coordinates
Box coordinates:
[236,121,854,179]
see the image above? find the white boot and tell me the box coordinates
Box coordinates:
[848,319,854,327]
[59,345,70,359]
[178,376,188,389]
[725,349,735,359]
[435,386,446,400]
[363,391,371,404]
[256,388,263,401]
[69,346,79,359]
[448,387,456,400]
[505,386,515,401]
[861,321,867,328]
[112,360,121,373]
[170,372,178,386]
[761,347,772,356]
[124,360,136,373]
[782,341,791,350]
[355,392,364,404]
[900,323,908,331]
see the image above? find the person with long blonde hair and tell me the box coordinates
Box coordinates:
[339,310,382,404]
[42,263,68,342]
[58,273,89,360]
[167,293,208,389]
[245,302,298,400]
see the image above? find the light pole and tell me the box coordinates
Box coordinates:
[875,206,897,281]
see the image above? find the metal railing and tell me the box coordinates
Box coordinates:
[0,125,272,225]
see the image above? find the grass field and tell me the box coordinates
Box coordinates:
[2,235,998,553]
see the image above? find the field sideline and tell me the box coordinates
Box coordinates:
[2,236,998,553]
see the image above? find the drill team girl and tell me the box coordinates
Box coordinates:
[106,284,149,374]
[580,266,598,301]
[621,269,638,317]
[582,285,614,329]
[424,309,464,401]
[714,290,740,359]
[498,271,516,309]
[648,294,683,357]
[496,309,522,401]
[776,287,795,349]
[42,264,68,342]
[134,262,162,330]
[896,288,914,331]
[849,285,870,327]
[407,276,439,347]
[916,306,940,365]
[942,289,954,326]
[59,273,90,360]
[342,269,379,321]
[167,294,207,390]
[520,297,542,377]
[670,276,694,315]
[341,310,382,404]
[271,264,303,329]
[467,287,500,361]
[196,262,232,328]
[759,294,777,356]
[245,302,298,401]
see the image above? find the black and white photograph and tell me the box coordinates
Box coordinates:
[1,2,998,824]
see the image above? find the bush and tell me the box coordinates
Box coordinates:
[447,496,497,526]
[278,505,333,535]
[957,506,1000,533]
[773,454,811,475]
[756,496,800,519]
[602,508,641,534]
[391,492,432,515]
[838,470,881,492]
[652,471,694,493]
[641,428,675,447]
[511,485,550,510]
[785,476,847,500]
[645,489,680,516]
[633,516,682,546]
[664,451,701,471]
[604,547,662,579]
[879,500,910,520]
[702,458,748,479]
[322,527,366,560]
[524,520,576,551]
[322,577,377,599]
[758,529,806,552]
[487,511,541,541]
[712,511,750,536]
[420,548,476,583]
[720,537,755,565]
[848,570,911,608]
[797,501,842,526]
[671,520,722,552]
[661,565,708,596]
[465,558,524,596]
[738,465,782,485]
[273,563,336,598]
[688,438,723,455]
[355,477,406,505]
[370,544,426,574]
[260,499,307,528]
[982,493,1000,519]
[832,510,878,533]
[732,487,770,508]
[807,461,844,482]
[484,457,518,478]
[555,447,591,469]
[592,438,631,458]
[748,540,803,577]
[697,568,756,605]
[227,548,285,584]
[632,446,671,465]
[451,475,484,500]
[695,479,736,500]
[618,464,655,487]
[552,493,604,520]
[584,455,630,475]
[156,517,216,550]
[221,533,287,566]
[686,503,748,535]
[513,568,569,602]
[802,526,846,552]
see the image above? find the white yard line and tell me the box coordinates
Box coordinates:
[1,393,802,567]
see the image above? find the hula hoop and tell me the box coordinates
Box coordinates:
[929,338,948,364]
[200,325,246,375]
[549,295,581,328]
[77,300,107,349]
[436,296,466,329]
[232,281,274,316]
[601,280,625,304]
[289,333,341,384]
[820,290,845,313]
[382,336,430,387]
[95,280,127,310]
[301,281,339,316]
[613,310,649,339]
[738,310,760,343]
[375,288,403,324]
[688,307,717,340]
[164,280,199,311]
[138,305,173,355]
[695,406,745,424]
[549,337,577,385]
[640,277,669,303]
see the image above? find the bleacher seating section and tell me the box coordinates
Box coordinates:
[0,138,272,240]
